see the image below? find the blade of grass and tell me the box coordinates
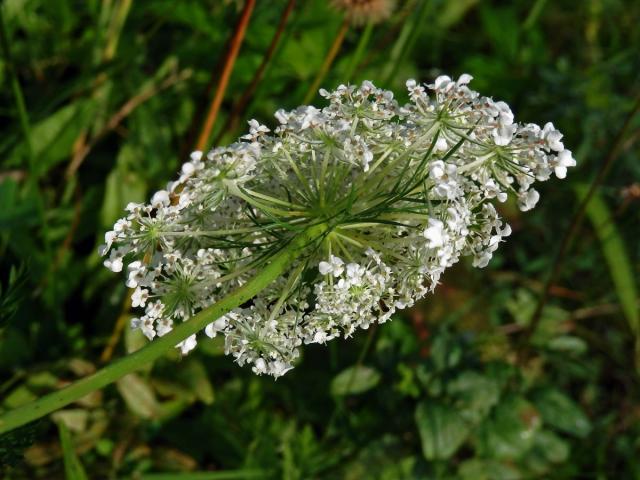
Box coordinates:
[523,0,549,30]
[344,21,374,83]
[302,18,350,104]
[57,421,89,480]
[0,7,33,168]
[381,0,429,87]
[575,185,640,365]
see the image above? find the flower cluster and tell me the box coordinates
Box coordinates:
[101,74,574,377]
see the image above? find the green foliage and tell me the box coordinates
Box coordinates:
[331,365,381,396]
[57,421,89,480]
[1,0,639,477]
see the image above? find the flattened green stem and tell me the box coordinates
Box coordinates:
[0,224,327,435]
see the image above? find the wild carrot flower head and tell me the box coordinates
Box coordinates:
[101,74,575,377]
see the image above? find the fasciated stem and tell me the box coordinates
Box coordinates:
[0,223,327,435]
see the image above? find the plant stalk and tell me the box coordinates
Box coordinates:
[0,223,327,435]
[302,18,350,104]
[195,0,256,151]
[216,0,296,145]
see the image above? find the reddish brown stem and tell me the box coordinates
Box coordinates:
[195,0,256,152]
[216,0,296,145]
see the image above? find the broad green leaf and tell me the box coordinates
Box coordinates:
[2,385,37,409]
[8,100,95,176]
[531,388,591,438]
[415,400,471,460]
[575,185,639,351]
[51,409,89,433]
[116,373,161,419]
[547,335,588,355]
[532,430,570,464]
[331,365,381,396]
[458,459,521,480]
[0,179,39,231]
[100,156,148,228]
[182,359,215,405]
[57,421,88,480]
[124,319,149,355]
[476,395,540,460]
[448,371,501,423]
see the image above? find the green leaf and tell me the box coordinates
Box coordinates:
[0,179,39,231]
[137,472,266,480]
[116,373,161,419]
[448,371,501,423]
[8,100,95,176]
[100,156,148,228]
[331,365,381,396]
[547,335,588,355]
[476,395,540,460]
[182,359,215,405]
[458,459,521,480]
[57,421,88,480]
[575,185,639,356]
[531,388,591,438]
[532,430,570,464]
[415,400,471,460]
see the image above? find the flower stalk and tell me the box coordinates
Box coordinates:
[0,223,326,435]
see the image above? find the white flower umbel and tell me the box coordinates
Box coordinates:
[101,74,575,377]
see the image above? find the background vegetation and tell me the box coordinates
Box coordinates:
[1,0,639,478]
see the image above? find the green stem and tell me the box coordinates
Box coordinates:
[0,224,327,435]
[381,0,430,87]
[302,18,349,104]
[0,6,33,167]
[344,21,373,83]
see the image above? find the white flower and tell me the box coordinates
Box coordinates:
[492,124,517,146]
[242,119,270,141]
[151,190,170,208]
[101,74,573,377]
[269,360,293,377]
[252,358,267,374]
[156,318,173,336]
[424,218,445,248]
[319,255,345,277]
[518,189,540,211]
[429,160,446,179]
[552,149,576,179]
[435,138,449,152]
[126,261,147,288]
[542,122,564,151]
[300,106,323,130]
[132,317,156,340]
[131,288,149,308]
[99,231,117,256]
[177,334,197,355]
[205,316,229,338]
[103,249,124,272]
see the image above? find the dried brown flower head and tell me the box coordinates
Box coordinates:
[332,0,395,25]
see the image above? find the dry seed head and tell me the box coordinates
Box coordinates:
[332,0,395,25]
